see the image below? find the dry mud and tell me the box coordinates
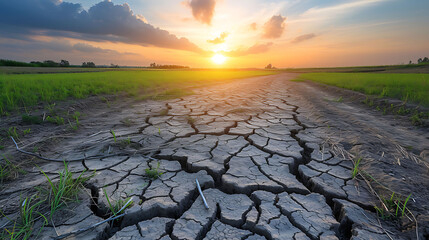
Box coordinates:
[1,73,428,240]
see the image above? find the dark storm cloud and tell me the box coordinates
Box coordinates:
[0,0,203,53]
[291,33,317,43]
[207,32,228,44]
[262,15,287,39]
[185,0,216,25]
[221,42,273,57]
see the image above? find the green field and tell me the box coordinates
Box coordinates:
[295,73,429,106]
[0,70,277,115]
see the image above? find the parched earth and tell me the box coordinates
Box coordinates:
[1,73,428,240]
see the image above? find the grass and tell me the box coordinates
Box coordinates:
[2,162,92,239]
[110,130,117,143]
[375,192,412,220]
[39,162,92,218]
[0,70,277,115]
[119,138,132,148]
[6,127,19,141]
[103,189,133,218]
[0,155,24,183]
[46,116,64,125]
[294,73,429,107]
[145,161,164,180]
[21,115,43,125]
[351,157,362,179]
[1,195,47,240]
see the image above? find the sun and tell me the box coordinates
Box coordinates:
[212,53,227,65]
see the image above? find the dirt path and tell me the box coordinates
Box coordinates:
[1,73,428,239]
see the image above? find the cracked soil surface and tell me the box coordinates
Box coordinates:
[1,73,428,239]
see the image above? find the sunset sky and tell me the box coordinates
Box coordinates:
[0,0,428,68]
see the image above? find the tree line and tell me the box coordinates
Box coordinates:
[149,63,190,69]
[0,59,98,68]
[417,57,429,64]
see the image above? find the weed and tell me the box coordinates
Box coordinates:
[0,145,4,150]
[45,103,56,114]
[23,129,31,135]
[0,156,15,183]
[72,111,81,125]
[119,138,132,148]
[21,115,42,125]
[396,106,409,115]
[39,162,92,218]
[46,116,64,125]
[382,107,387,115]
[100,96,111,107]
[333,96,343,102]
[121,118,133,127]
[68,119,78,131]
[32,146,39,153]
[352,157,362,179]
[375,106,381,111]
[110,130,117,143]
[1,195,47,240]
[375,192,412,220]
[411,113,422,125]
[7,127,19,141]
[0,156,26,183]
[103,189,133,217]
[145,162,164,180]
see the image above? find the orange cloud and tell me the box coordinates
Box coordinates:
[291,33,317,43]
[207,32,228,44]
[263,15,287,39]
[185,0,216,25]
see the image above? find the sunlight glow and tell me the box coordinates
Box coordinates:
[212,54,227,65]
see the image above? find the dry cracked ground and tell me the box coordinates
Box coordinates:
[1,73,428,240]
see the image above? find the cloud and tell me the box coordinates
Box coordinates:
[250,22,258,31]
[298,0,389,22]
[291,33,317,44]
[221,42,273,57]
[185,0,216,25]
[303,0,388,16]
[262,15,287,39]
[0,0,203,53]
[72,43,123,54]
[207,32,228,44]
[0,38,133,55]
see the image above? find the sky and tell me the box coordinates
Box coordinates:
[0,0,429,68]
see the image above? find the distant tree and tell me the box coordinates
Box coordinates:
[149,63,157,68]
[409,60,412,65]
[43,60,59,67]
[82,62,96,68]
[418,58,423,64]
[110,63,119,68]
[265,63,273,69]
[60,60,70,67]
[423,57,429,63]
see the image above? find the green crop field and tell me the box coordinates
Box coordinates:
[0,70,277,115]
[295,73,429,107]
